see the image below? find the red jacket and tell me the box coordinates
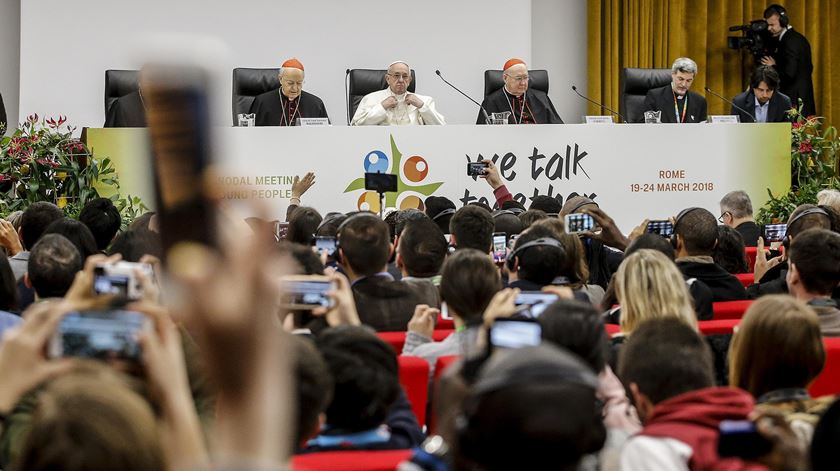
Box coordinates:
[640,387,768,471]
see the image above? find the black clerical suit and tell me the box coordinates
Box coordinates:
[768,28,816,117]
[730,90,791,123]
[0,92,6,133]
[641,85,707,123]
[104,91,146,128]
[477,88,563,125]
[249,89,329,126]
[734,221,762,247]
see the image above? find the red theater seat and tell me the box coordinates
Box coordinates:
[712,300,753,320]
[745,247,758,272]
[377,330,455,354]
[810,338,840,398]
[293,449,413,471]
[429,355,461,434]
[605,323,621,336]
[436,312,454,330]
[698,319,740,336]
[735,273,754,288]
[397,356,430,427]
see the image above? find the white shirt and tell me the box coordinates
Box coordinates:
[352,88,445,126]
[620,435,693,471]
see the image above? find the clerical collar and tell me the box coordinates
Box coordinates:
[278,89,299,102]
[388,89,407,101]
[503,86,524,99]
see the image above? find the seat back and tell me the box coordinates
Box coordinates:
[698,319,740,336]
[376,330,454,354]
[619,68,671,123]
[232,67,280,125]
[429,355,461,434]
[104,69,140,117]
[292,449,413,471]
[397,356,430,427]
[712,300,753,320]
[436,312,454,330]
[810,338,840,397]
[348,69,416,122]
[744,246,769,272]
[483,69,549,99]
[735,273,754,288]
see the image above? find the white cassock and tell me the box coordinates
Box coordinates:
[351,88,446,126]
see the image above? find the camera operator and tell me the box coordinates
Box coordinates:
[760,4,815,117]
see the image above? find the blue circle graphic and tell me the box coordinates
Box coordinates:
[364,151,390,173]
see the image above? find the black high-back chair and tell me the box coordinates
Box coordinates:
[483,69,549,98]
[620,68,672,123]
[347,69,416,124]
[232,68,281,125]
[104,70,139,117]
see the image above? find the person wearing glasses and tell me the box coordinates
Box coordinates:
[351,61,445,126]
[477,58,563,125]
[641,57,707,124]
[250,58,329,126]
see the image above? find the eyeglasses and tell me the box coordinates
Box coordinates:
[505,74,529,82]
[387,73,410,81]
[718,211,731,223]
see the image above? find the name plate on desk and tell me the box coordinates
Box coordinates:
[297,118,330,127]
[709,115,741,124]
[584,116,615,124]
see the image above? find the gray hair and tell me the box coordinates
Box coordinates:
[671,57,698,75]
[387,60,411,73]
[720,190,753,218]
[278,67,304,80]
[817,189,840,214]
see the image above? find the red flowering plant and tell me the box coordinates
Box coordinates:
[757,101,840,224]
[0,114,146,222]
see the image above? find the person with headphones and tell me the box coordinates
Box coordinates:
[761,4,816,117]
[785,229,840,336]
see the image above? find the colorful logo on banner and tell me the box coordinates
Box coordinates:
[343,135,443,212]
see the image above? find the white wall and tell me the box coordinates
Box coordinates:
[0,0,20,134]
[17,0,587,128]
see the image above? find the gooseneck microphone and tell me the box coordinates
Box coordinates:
[345,69,352,125]
[571,85,627,123]
[704,86,757,123]
[435,70,491,124]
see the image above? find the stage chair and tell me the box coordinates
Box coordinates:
[348,69,416,124]
[619,68,671,123]
[810,338,840,397]
[397,356,430,427]
[712,300,753,320]
[103,69,139,127]
[231,67,280,125]
[483,69,549,99]
[292,449,413,471]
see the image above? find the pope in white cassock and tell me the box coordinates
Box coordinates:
[351,61,446,126]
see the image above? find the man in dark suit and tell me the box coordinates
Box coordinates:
[731,66,791,123]
[477,58,563,125]
[104,90,146,127]
[337,212,436,331]
[761,4,815,117]
[719,190,762,247]
[249,58,329,126]
[641,57,707,123]
[0,92,7,134]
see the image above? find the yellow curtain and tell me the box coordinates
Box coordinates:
[587,0,840,127]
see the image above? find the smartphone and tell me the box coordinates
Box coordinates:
[441,302,453,320]
[143,64,217,259]
[718,420,773,460]
[93,262,154,301]
[444,233,452,245]
[564,213,595,233]
[314,236,337,256]
[492,232,507,263]
[280,275,335,310]
[515,292,560,319]
[646,220,674,237]
[490,318,542,349]
[275,222,290,240]
[467,161,489,177]
[364,172,398,193]
[49,310,149,361]
[764,223,787,243]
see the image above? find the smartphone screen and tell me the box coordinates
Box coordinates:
[564,213,594,233]
[50,310,148,361]
[315,236,337,256]
[646,220,674,237]
[280,276,335,310]
[515,292,559,318]
[275,222,290,240]
[492,232,507,263]
[467,161,488,177]
[764,223,787,243]
[490,319,542,349]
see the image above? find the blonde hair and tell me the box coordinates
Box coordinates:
[817,189,840,215]
[729,295,825,398]
[615,249,697,334]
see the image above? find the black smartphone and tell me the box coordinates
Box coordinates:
[764,223,787,243]
[364,172,398,193]
[646,220,674,237]
[492,232,507,263]
[490,318,542,349]
[467,161,489,177]
[49,310,149,361]
[314,236,337,256]
[143,64,216,259]
[717,420,773,460]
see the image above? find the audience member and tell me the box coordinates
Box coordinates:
[8,202,63,281]
[0,256,19,312]
[127,211,158,232]
[491,210,523,237]
[719,190,761,247]
[786,229,840,335]
[289,335,334,449]
[43,218,98,262]
[713,224,749,274]
[501,200,526,214]
[529,195,562,216]
[396,218,447,300]
[556,233,605,307]
[517,209,547,229]
[506,226,567,291]
[449,205,494,253]
[78,197,122,251]
[560,197,625,289]
[672,207,747,301]
[287,206,322,246]
[107,229,163,262]
[729,295,832,447]
[424,196,456,235]
[817,189,840,215]
[25,234,82,300]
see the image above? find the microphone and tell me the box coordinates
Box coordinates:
[571,85,627,123]
[435,70,491,124]
[345,69,352,125]
[704,87,757,122]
